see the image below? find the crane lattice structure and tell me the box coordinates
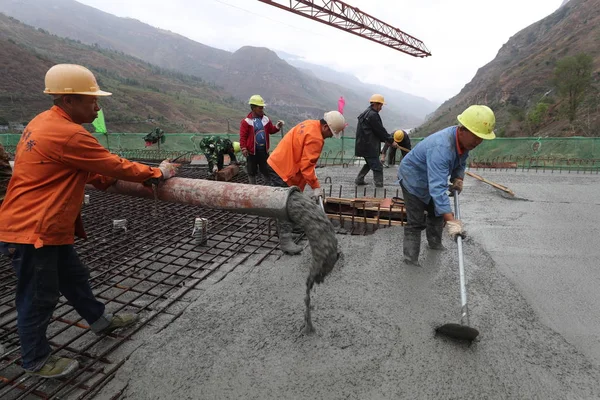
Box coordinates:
[257,0,431,57]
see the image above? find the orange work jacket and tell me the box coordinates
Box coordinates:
[267,119,324,191]
[0,106,162,248]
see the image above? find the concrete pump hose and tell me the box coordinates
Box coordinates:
[101,177,298,221]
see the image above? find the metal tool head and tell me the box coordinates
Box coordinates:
[435,323,479,342]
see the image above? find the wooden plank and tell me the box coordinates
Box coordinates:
[465,171,515,196]
[325,197,405,213]
[325,213,405,227]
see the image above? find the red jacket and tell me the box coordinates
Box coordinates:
[239,112,280,155]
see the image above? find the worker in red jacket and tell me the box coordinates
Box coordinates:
[0,64,179,379]
[239,95,283,185]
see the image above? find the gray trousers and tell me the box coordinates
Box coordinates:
[401,183,444,262]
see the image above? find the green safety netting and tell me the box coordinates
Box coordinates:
[1,133,600,167]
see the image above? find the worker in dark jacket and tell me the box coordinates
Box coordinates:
[354,94,398,187]
[381,129,411,167]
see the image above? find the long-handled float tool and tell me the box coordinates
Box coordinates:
[435,192,479,342]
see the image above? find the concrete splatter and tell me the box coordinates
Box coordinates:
[286,191,339,334]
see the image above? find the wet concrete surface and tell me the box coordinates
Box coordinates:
[96,167,600,399]
[460,170,600,366]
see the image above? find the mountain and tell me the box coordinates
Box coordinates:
[0,13,248,132]
[278,51,440,123]
[416,0,600,138]
[0,0,424,133]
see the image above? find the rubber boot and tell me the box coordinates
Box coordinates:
[248,175,257,184]
[373,170,384,188]
[403,230,421,267]
[426,217,446,250]
[355,164,370,185]
[277,221,303,255]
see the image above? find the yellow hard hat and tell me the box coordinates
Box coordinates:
[44,64,111,96]
[233,141,241,153]
[369,94,386,104]
[393,129,405,143]
[248,94,266,107]
[457,105,496,140]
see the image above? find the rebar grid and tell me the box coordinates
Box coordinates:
[0,167,280,399]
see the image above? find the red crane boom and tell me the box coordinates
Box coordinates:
[257,0,431,58]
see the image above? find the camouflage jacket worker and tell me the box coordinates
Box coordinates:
[198,136,237,170]
[0,144,12,204]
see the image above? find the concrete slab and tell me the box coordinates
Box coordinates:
[92,167,600,399]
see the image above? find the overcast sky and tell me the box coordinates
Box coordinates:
[77,0,562,103]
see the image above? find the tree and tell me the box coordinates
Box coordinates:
[553,53,593,123]
[526,102,550,134]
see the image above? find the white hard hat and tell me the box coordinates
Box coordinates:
[323,111,346,138]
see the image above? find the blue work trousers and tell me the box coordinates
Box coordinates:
[0,243,109,371]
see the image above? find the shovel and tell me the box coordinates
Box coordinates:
[435,192,479,342]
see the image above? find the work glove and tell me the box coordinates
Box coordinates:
[276,120,285,129]
[449,178,464,195]
[212,165,218,174]
[144,159,179,186]
[241,148,249,157]
[446,220,465,241]
[159,159,179,180]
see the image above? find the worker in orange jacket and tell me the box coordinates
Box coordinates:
[0,64,179,379]
[266,111,346,254]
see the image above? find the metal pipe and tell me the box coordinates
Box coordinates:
[454,193,469,326]
[91,178,299,221]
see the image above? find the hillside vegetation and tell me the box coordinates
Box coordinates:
[416,0,600,138]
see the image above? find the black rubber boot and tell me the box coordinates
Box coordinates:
[403,231,421,267]
[248,175,257,184]
[426,214,445,250]
[355,164,370,185]
[373,170,384,188]
[277,221,303,255]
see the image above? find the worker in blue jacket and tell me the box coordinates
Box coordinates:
[398,105,496,266]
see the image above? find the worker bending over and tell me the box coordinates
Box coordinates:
[398,105,496,266]
[266,111,346,254]
[198,136,241,175]
[381,129,411,167]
